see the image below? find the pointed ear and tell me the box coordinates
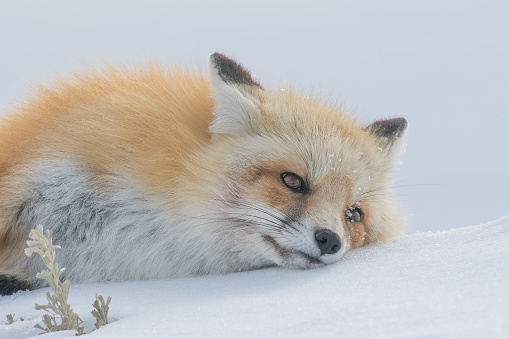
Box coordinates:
[209,53,263,135]
[366,117,408,163]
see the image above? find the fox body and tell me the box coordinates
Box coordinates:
[0,54,407,295]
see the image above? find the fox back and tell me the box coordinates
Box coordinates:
[0,53,407,295]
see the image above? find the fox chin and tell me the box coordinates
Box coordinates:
[0,53,407,295]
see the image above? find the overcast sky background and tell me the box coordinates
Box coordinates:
[1,1,507,234]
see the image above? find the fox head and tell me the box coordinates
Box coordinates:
[193,53,407,269]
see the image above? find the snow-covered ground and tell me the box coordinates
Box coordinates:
[2,215,508,338]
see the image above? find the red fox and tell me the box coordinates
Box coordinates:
[0,53,407,295]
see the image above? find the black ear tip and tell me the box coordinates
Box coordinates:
[394,117,408,129]
[209,52,241,71]
[209,52,263,89]
[375,117,407,130]
[367,117,408,141]
[209,52,227,63]
[389,117,408,134]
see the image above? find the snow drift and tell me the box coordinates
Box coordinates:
[1,215,508,338]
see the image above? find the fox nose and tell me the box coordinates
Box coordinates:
[315,229,341,255]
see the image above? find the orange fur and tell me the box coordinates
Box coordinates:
[0,64,214,191]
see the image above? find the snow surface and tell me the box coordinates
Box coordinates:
[1,215,508,338]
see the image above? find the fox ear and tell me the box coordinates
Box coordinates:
[209,53,263,134]
[366,117,408,163]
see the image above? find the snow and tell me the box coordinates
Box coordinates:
[2,215,508,338]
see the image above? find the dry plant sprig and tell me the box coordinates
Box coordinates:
[91,295,111,329]
[5,314,15,325]
[4,314,24,324]
[25,225,84,335]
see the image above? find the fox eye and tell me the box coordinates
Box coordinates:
[346,207,362,223]
[281,172,305,193]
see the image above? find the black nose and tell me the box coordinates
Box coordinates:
[315,229,341,255]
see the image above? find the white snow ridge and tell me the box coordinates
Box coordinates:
[1,216,508,338]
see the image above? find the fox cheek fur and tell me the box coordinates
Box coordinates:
[0,53,407,295]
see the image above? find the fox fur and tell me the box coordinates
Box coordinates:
[0,53,407,295]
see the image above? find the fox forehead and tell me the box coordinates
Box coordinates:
[225,90,383,172]
[257,89,363,136]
